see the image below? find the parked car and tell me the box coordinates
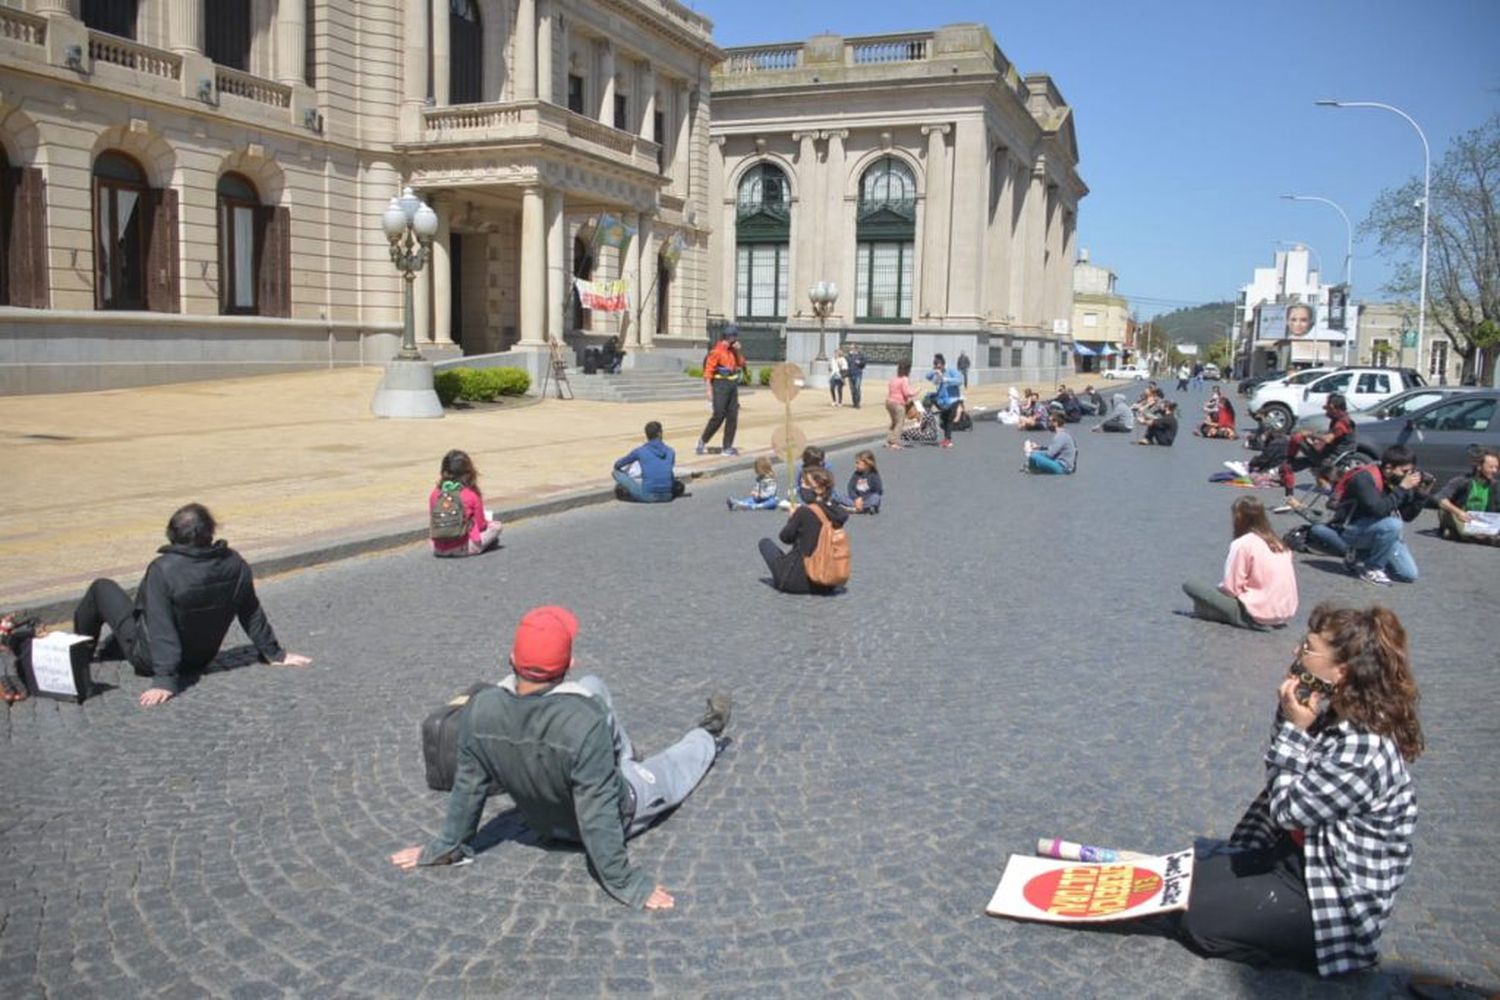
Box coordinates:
[1349,389,1500,484]
[1291,385,1468,435]
[1103,363,1149,380]
[1201,363,1221,380]
[1246,368,1336,429]
[1250,367,1425,433]
[1238,369,1287,396]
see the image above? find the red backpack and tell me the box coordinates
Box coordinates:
[1331,463,1382,509]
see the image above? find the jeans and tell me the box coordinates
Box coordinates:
[612,468,682,503]
[570,675,717,839]
[937,402,958,441]
[1309,516,1418,581]
[700,379,740,449]
[729,495,779,510]
[829,378,844,404]
[1177,838,1317,973]
[1181,580,1266,630]
[847,374,863,408]
[1028,451,1068,475]
[74,578,147,669]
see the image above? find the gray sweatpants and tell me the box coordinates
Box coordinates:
[1181,580,1269,631]
[571,675,718,838]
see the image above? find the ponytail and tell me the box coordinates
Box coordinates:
[1310,602,1424,761]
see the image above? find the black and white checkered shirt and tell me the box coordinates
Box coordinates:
[1231,715,1418,977]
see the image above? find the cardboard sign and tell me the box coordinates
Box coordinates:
[986,848,1193,923]
[24,631,92,703]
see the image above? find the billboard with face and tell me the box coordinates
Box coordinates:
[1255,301,1347,343]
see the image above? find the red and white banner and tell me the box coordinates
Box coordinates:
[575,278,630,313]
[986,848,1193,923]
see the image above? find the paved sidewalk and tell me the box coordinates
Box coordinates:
[2,366,1034,615]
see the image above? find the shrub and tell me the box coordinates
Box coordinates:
[759,366,773,386]
[684,365,704,378]
[739,367,752,386]
[437,366,531,405]
[434,370,462,407]
[484,367,531,396]
[456,368,496,401]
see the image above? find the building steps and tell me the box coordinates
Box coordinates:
[562,369,746,403]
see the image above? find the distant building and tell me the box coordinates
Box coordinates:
[1070,248,1127,372]
[1236,244,1358,376]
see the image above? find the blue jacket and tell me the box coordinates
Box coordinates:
[614,440,677,497]
[927,366,963,407]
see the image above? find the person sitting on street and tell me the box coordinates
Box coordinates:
[1023,411,1078,475]
[1307,445,1432,586]
[389,605,732,910]
[846,450,884,514]
[1176,602,1421,978]
[1435,446,1500,545]
[613,421,686,503]
[429,449,504,557]
[73,503,312,707]
[1198,388,1239,439]
[1278,393,1354,504]
[1136,401,1180,446]
[759,467,849,594]
[727,455,780,511]
[1093,393,1136,433]
[1132,386,1167,425]
[1016,390,1049,431]
[1181,497,1298,630]
[1078,384,1105,416]
[1052,384,1084,423]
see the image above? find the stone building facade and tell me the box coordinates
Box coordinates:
[1070,249,1128,372]
[0,0,719,393]
[708,24,1086,382]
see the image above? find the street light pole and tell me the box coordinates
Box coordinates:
[808,280,839,386]
[1281,194,1354,365]
[371,186,444,418]
[1316,99,1430,377]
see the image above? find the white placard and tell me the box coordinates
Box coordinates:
[30,631,89,697]
[1460,511,1500,537]
[986,848,1193,923]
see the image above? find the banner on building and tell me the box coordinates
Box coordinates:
[1327,285,1348,331]
[1254,301,1347,344]
[575,277,631,313]
[661,232,687,273]
[591,213,636,252]
[986,848,1194,924]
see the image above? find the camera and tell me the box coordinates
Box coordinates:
[1418,471,1437,492]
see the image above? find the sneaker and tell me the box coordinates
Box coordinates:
[1360,568,1394,586]
[722,447,739,457]
[695,440,706,456]
[725,498,735,511]
[1272,503,1294,514]
[614,485,631,501]
[698,692,733,737]
[940,440,954,449]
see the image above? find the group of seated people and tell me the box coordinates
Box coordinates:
[1197,388,1238,439]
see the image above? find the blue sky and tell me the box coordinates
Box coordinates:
[696,0,1500,319]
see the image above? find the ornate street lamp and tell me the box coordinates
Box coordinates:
[809,280,838,358]
[371,186,443,418]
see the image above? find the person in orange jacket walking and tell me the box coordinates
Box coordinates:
[696,327,745,456]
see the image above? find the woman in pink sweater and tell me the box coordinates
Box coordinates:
[429,449,503,557]
[1182,497,1298,629]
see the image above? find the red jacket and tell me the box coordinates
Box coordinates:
[703,342,743,381]
[429,485,489,553]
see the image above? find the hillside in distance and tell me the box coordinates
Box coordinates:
[1148,301,1237,348]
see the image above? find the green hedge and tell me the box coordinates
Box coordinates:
[758,366,773,386]
[684,365,704,378]
[434,366,532,405]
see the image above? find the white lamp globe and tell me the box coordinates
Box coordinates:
[398,186,421,223]
[412,202,439,241]
[381,198,408,240]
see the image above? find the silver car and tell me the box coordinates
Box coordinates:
[1350,389,1500,484]
[1292,385,1468,435]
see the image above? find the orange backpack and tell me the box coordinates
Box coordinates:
[803,503,851,588]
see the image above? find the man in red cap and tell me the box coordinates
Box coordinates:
[390,606,732,910]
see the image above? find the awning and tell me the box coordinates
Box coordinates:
[1100,344,1121,356]
[1072,342,1097,356]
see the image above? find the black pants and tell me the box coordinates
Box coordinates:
[74,578,148,670]
[700,379,739,448]
[937,403,958,441]
[1177,839,1317,973]
[848,375,862,408]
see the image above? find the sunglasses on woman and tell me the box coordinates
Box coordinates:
[1287,663,1335,706]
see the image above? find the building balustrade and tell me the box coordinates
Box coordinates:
[725,46,801,74]
[215,66,292,109]
[416,100,660,174]
[849,36,929,64]
[0,7,46,46]
[88,31,181,80]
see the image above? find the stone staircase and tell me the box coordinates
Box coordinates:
[563,369,748,403]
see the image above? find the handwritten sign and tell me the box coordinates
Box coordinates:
[27,631,91,702]
[986,848,1193,923]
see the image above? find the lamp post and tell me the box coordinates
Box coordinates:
[1282,194,1354,366]
[808,281,838,384]
[371,186,444,418]
[1316,99,1430,376]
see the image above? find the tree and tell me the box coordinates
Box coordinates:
[1364,114,1500,383]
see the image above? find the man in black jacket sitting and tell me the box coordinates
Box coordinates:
[1307,445,1432,586]
[73,503,310,706]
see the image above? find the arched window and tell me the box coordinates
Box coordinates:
[0,148,11,306]
[735,163,790,320]
[855,157,916,323]
[571,236,595,331]
[205,0,252,71]
[81,0,138,39]
[449,0,483,105]
[218,172,260,314]
[93,151,148,310]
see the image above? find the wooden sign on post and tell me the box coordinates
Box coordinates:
[22,631,93,703]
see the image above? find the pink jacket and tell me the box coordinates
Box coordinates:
[1221,533,1298,625]
[429,485,489,554]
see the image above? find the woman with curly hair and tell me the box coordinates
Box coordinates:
[1179,602,1422,977]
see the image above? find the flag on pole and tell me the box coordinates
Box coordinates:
[591,213,636,252]
[661,232,687,273]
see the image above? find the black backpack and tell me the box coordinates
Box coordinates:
[1282,524,1313,553]
[430,484,471,540]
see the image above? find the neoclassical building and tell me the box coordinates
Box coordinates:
[709,24,1086,379]
[0,0,719,393]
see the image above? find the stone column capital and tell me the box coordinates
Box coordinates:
[711,135,728,148]
[920,123,952,137]
[819,129,850,142]
[791,130,822,144]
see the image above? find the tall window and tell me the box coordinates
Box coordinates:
[217,173,260,314]
[656,255,671,336]
[653,109,665,172]
[855,157,916,323]
[93,151,148,311]
[734,163,790,320]
[0,150,11,306]
[567,75,586,115]
[449,0,482,104]
[571,236,594,331]
[205,0,251,70]
[614,93,629,131]
[81,0,138,39]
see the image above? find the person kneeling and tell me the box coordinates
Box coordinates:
[613,420,686,503]
[1435,447,1500,545]
[1136,401,1180,446]
[758,467,850,594]
[1182,497,1297,630]
[1308,445,1430,586]
[1024,412,1077,474]
[390,606,732,910]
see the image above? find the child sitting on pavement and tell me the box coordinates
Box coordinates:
[430,449,504,557]
[846,450,884,514]
[727,456,780,511]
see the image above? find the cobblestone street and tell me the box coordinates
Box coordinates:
[3,397,1497,998]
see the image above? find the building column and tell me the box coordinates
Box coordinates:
[946,118,988,323]
[167,0,201,54]
[515,0,537,101]
[598,40,615,125]
[1042,184,1062,332]
[518,186,547,345]
[36,1,77,16]
[672,84,691,195]
[621,211,642,348]
[545,188,565,343]
[414,238,433,344]
[1020,159,1048,330]
[919,123,951,321]
[431,194,453,344]
[535,1,553,103]
[823,129,850,324]
[400,0,426,137]
[640,62,655,139]
[790,131,821,317]
[710,136,731,319]
[481,0,503,101]
[638,213,657,349]
[986,147,1014,321]
[275,0,306,84]
[1059,208,1078,333]
[430,0,450,105]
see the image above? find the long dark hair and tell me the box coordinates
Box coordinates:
[439,449,478,489]
[1309,602,1424,762]
[802,466,834,500]
[1231,497,1285,553]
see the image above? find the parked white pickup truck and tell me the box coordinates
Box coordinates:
[1102,364,1149,380]
[1249,367,1425,432]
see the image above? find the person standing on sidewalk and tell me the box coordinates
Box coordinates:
[73,503,311,707]
[390,606,733,910]
[696,328,745,456]
[885,360,918,448]
[845,345,867,408]
[956,350,971,388]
